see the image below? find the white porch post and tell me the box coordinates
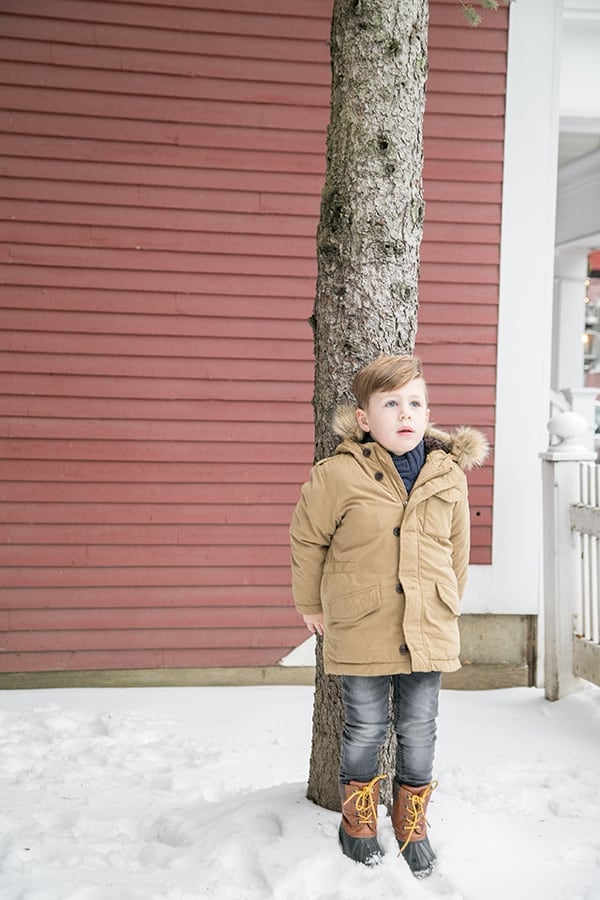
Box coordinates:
[541,411,596,700]
[552,247,587,393]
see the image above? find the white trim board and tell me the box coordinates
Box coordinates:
[485,0,563,615]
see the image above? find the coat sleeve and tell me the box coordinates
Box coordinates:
[451,478,471,598]
[289,461,339,616]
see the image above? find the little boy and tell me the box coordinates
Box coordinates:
[289,355,488,877]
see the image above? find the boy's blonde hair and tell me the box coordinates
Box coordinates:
[352,355,427,409]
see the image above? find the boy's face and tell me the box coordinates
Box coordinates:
[356,377,430,456]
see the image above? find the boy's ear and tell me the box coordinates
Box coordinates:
[356,407,369,432]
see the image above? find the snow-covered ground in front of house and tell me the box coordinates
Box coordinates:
[1,683,600,900]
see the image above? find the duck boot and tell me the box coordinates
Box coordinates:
[338,775,386,865]
[392,780,438,878]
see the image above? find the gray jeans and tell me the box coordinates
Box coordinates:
[339,672,441,787]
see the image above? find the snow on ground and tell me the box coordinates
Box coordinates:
[1,683,600,900]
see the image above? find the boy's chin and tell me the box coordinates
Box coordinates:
[383,440,421,455]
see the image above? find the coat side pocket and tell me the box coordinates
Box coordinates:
[328,586,381,624]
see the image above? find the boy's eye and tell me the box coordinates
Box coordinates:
[410,400,421,407]
[385,400,397,407]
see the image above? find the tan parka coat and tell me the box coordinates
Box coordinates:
[290,406,489,676]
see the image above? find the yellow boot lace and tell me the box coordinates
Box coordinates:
[343,774,387,826]
[398,780,438,853]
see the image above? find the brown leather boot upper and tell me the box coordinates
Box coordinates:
[391,781,437,851]
[339,775,385,839]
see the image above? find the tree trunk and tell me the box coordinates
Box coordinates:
[306,0,429,813]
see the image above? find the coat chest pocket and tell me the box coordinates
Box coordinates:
[420,488,461,539]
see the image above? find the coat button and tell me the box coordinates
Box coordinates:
[393,526,400,536]
[362,447,372,457]
[395,582,403,593]
[399,644,409,655]
[374,471,384,481]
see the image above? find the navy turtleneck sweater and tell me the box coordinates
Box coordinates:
[390,440,425,494]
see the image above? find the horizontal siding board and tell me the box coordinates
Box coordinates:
[0,565,294,589]
[0,2,331,41]
[419,303,498,326]
[2,156,327,198]
[0,523,295,546]
[0,387,494,422]
[2,251,316,280]
[0,584,295,609]
[4,605,301,632]
[423,159,502,184]
[0,222,319,260]
[0,544,293,567]
[0,38,332,86]
[0,353,315,380]
[0,460,312,483]
[1,0,332,16]
[0,136,327,180]
[0,110,331,157]
[0,375,313,402]
[0,310,314,341]
[420,283,499,304]
[0,61,332,109]
[424,201,501,225]
[3,431,299,459]
[1,625,306,653]
[1,85,331,131]
[427,69,505,94]
[1,176,323,218]
[423,222,501,245]
[137,0,330,15]
[0,647,296,672]
[0,16,332,64]
[0,0,503,673]
[0,481,308,504]
[1,268,317,297]
[0,289,314,317]
[1,201,319,238]
[0,332,312,361]
[426,138,504,163]
[0,502,297,526]
[424,180,502,204]
[0,397,314,424]
[428,46,506,75]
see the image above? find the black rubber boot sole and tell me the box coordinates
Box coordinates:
[400,835,436,878]
[339,824,383,865]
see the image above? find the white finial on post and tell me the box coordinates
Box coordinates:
[545,410,595,460]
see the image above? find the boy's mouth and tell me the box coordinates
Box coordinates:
[398,427,414,435]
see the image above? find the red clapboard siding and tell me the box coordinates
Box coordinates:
[418,0,505,569]
[0,0,503,674]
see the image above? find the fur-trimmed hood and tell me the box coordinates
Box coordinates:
[332,403,489,471]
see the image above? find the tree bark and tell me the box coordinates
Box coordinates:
[306,0,429,813]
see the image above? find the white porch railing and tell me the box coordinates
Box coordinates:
[571,462,600,683]
[541,407,599,700]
